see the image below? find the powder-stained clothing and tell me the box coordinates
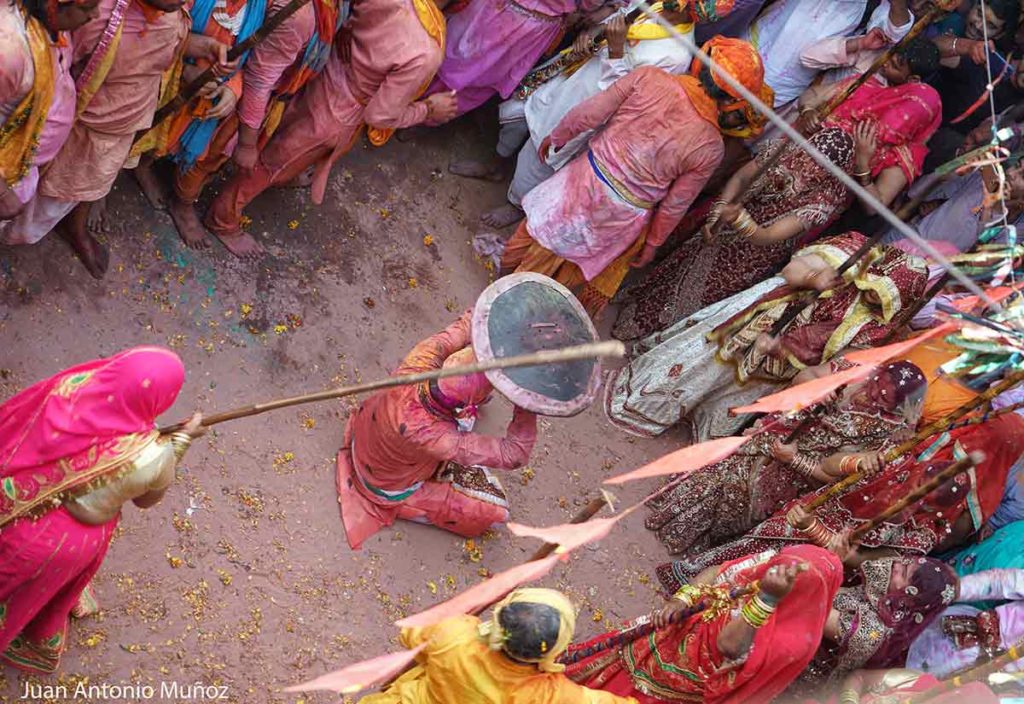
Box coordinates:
[206,0,443,236]
[0,3,74,206]
[336,315,536,548]
[522,66,722,280]
[359,615,637,704]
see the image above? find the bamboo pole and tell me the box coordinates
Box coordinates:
[528,495,612,561]
[133,0,311,147]
[899,636,1024,703]
[158,340,625,432]
[805,369,1024,510]
[849,453,981,541]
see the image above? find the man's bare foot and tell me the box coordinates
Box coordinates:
[449,158,507,182]
[87,197,109,234]
[211,230,265,259]
[132,159,167,210]
[58,223,110,279]
[480,203,523,229]
[168,197,211,249]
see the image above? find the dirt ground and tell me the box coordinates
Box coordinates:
[0,114,683,703]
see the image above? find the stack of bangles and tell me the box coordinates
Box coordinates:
[740,592,777,628]
[729,207,758,238]
[706,198,728,230]
[839,688,861,704]
[854,168,872,186]
[800,517,835,547]
[789,453,819,478]
[168,431,193,461]
[671,584,705,607]
[839,455,863,475]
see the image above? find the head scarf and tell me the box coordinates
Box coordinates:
[677,36,767,137]
[0,347,185,526]
[436,347,493,409]
[844,360,928,425]
[825,77,943,182]
[479,587,576,673]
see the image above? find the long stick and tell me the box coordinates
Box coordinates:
[819,3,952,117]
[806,368,1024,510]
[557,585,756,667]
[850,453,980,541]
[134,0,311,146]
[158,340,624,432]
[899,636,1024,703]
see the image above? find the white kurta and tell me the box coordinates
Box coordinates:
[743,0,913,107]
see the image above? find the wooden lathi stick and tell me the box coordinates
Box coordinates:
[805,369,1024,510]
[134,0,311,146]
[158,340,625,432]
[849,453,981,541]
[818,1,957,117]
[557,585,757,666]
[899,635,1024,704]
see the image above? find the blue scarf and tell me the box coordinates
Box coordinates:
[174,0,267,170]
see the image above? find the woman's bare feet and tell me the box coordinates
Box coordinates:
[449,158,508,182]
[168,197,211,249]
[480,202,523,229]
[87,196,109,234]
[132,158,168,210]
[71,584,100,619]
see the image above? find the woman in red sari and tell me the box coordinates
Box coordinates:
[565,545,844,704]
[658,412,1024,592]
[807,74,943,209]
[0,347,203,673]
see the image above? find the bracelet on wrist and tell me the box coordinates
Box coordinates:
[839,688,860,704]
[740,593,776,628]
[800,518,834,547]
[791,453,819,478]
[168,431,193,461]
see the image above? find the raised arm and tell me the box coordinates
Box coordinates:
[397,312,473,374]
[415,406,538,470]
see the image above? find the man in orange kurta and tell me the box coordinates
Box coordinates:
[205,0,458,257]
[336,312,537,549]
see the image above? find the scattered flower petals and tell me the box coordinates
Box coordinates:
[284,645,425,695]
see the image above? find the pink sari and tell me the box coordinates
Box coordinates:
[825,77,942,182]
[0,346,184,672]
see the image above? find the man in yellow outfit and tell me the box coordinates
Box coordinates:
[361,588,637,704]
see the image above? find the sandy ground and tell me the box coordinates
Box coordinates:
[0,114,684,703]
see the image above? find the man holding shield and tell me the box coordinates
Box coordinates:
[335,311,537,549]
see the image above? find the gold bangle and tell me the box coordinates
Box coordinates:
[839,689,860,704]
[168,431,193,461]
[740,593,776,628]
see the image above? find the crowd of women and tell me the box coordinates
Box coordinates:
[5,0,1024,701]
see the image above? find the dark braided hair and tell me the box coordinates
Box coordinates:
[498,602,563,663]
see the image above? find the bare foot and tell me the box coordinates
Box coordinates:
[87,196,109,234]
[480,203,523,229]
[132,158,167,210]
[211,230,265,259]
[449,158,507,182]
[59,223,109,279]
[168,197,211,249]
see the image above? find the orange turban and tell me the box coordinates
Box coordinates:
[680,36,770,138]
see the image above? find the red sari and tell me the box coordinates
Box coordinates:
[0,347,184,672]
[824,77,943,183]
[566,545,843,704]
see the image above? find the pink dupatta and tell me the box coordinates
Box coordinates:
[0,347,184,526]
[825,77,942,182]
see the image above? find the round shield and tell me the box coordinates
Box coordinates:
[472,273,601,417]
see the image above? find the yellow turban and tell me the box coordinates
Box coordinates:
[478,588,576,673]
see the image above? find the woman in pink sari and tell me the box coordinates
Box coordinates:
[0,347,204,673]
[813,76,943,208]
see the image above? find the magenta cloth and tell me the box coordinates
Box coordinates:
[522,66,723,279]
[0,507,119,673]
[825,76,943,182]
[0,347,184,524]
[427,0,595,116]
